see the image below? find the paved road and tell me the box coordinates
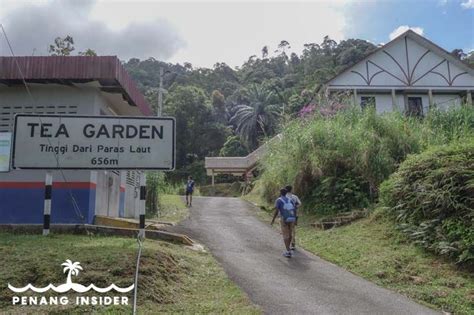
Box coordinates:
[170,196,438,315]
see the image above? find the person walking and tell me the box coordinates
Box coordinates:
[285,185,302,250]
[271,188,297,258]
[185,176,195,207]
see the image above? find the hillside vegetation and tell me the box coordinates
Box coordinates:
[125,37,380,182]
[380,141,474,265]
[259,106,474,216]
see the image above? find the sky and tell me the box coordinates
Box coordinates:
[0,0,472,68]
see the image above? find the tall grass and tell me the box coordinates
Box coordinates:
[146,172,184,215]
[259,105,474,215]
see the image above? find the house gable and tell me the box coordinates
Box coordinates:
[327,31,474,89]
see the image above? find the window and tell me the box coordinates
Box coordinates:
[360,96,376,109]
[407,97,423,118]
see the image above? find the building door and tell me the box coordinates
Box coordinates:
[407,97,423,117]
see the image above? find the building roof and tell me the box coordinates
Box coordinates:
[0,56,152,115]
[326,30,474,88]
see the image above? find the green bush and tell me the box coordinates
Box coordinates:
[380,141,474,264]
[259,105,474,215]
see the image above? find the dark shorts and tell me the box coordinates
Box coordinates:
[186,190,193,196]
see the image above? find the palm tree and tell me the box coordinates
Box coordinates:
[61,259,83,285]
[230,84,281,149]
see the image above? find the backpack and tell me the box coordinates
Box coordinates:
[278,197,296,223]
[186,180,194,192]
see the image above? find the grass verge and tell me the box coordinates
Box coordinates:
[199,183,242,198]
[0,233,259,314]
[243,194,474,315]
[152,194,189,224]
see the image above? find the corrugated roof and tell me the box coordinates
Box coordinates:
[0,56,152,115]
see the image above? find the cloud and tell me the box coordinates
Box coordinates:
[389,25,424,40]
[461,0,474,9]
[0,0,185,61]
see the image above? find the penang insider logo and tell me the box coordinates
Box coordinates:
[8,260,133,306]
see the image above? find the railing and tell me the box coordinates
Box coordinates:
[205,134,281,175]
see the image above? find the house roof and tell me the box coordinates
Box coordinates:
[0,56,152,115]
[326,30,474,87]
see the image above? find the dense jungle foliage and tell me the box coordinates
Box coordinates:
[124,37,379,180]
[380,141,474,265]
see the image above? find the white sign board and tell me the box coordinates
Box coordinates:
[12,115,175,170]
[0,132,12,172]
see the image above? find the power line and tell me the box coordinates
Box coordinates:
[1,25,144,313]
[0,23,86,225]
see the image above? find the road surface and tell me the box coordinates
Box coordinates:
[170,196,438,315]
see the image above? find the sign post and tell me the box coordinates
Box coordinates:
[12,114,175,170]
[13,114,175,237]
[43,171,52,236]
[138,172,146,239]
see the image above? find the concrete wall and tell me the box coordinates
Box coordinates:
[124,171,141,219]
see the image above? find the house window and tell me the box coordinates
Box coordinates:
[360,96,376,109]
[407,97,423,117]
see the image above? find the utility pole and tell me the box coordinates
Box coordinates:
[158,67,163,117]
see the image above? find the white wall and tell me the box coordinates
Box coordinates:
[357,93,461,115]
[0,84,98,183]
[0,84,134,219]
[94,171,121,217]
[433,95,461,110]
[124,171,141,219]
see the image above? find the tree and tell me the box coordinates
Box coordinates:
[276,40,291,55]
[230,84,281,149]
[450,48,467,60]
[262,46,269,59]
[49,35,75,56]
[78,49,97,56]
[219,135,249,157]
[211,90,226,122]
[165,86,229,168]
[466,51,474,65]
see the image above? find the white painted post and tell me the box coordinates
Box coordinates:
[138,172,147,239]
[43,171,52,236]
[467,90,472,106]
[211,171,215,187]
[353,89,358,107]
[391,89,398,111]
[428,89,434,110]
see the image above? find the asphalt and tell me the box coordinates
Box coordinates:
[169,196,439,315]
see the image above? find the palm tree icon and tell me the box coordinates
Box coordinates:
[61,259,83,285]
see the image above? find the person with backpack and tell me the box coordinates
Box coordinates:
[185,176,195,207]
[285,185,302,250]
[271,188,297,258]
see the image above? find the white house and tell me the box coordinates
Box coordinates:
[326,30,474,115]
[0,56,152,224]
